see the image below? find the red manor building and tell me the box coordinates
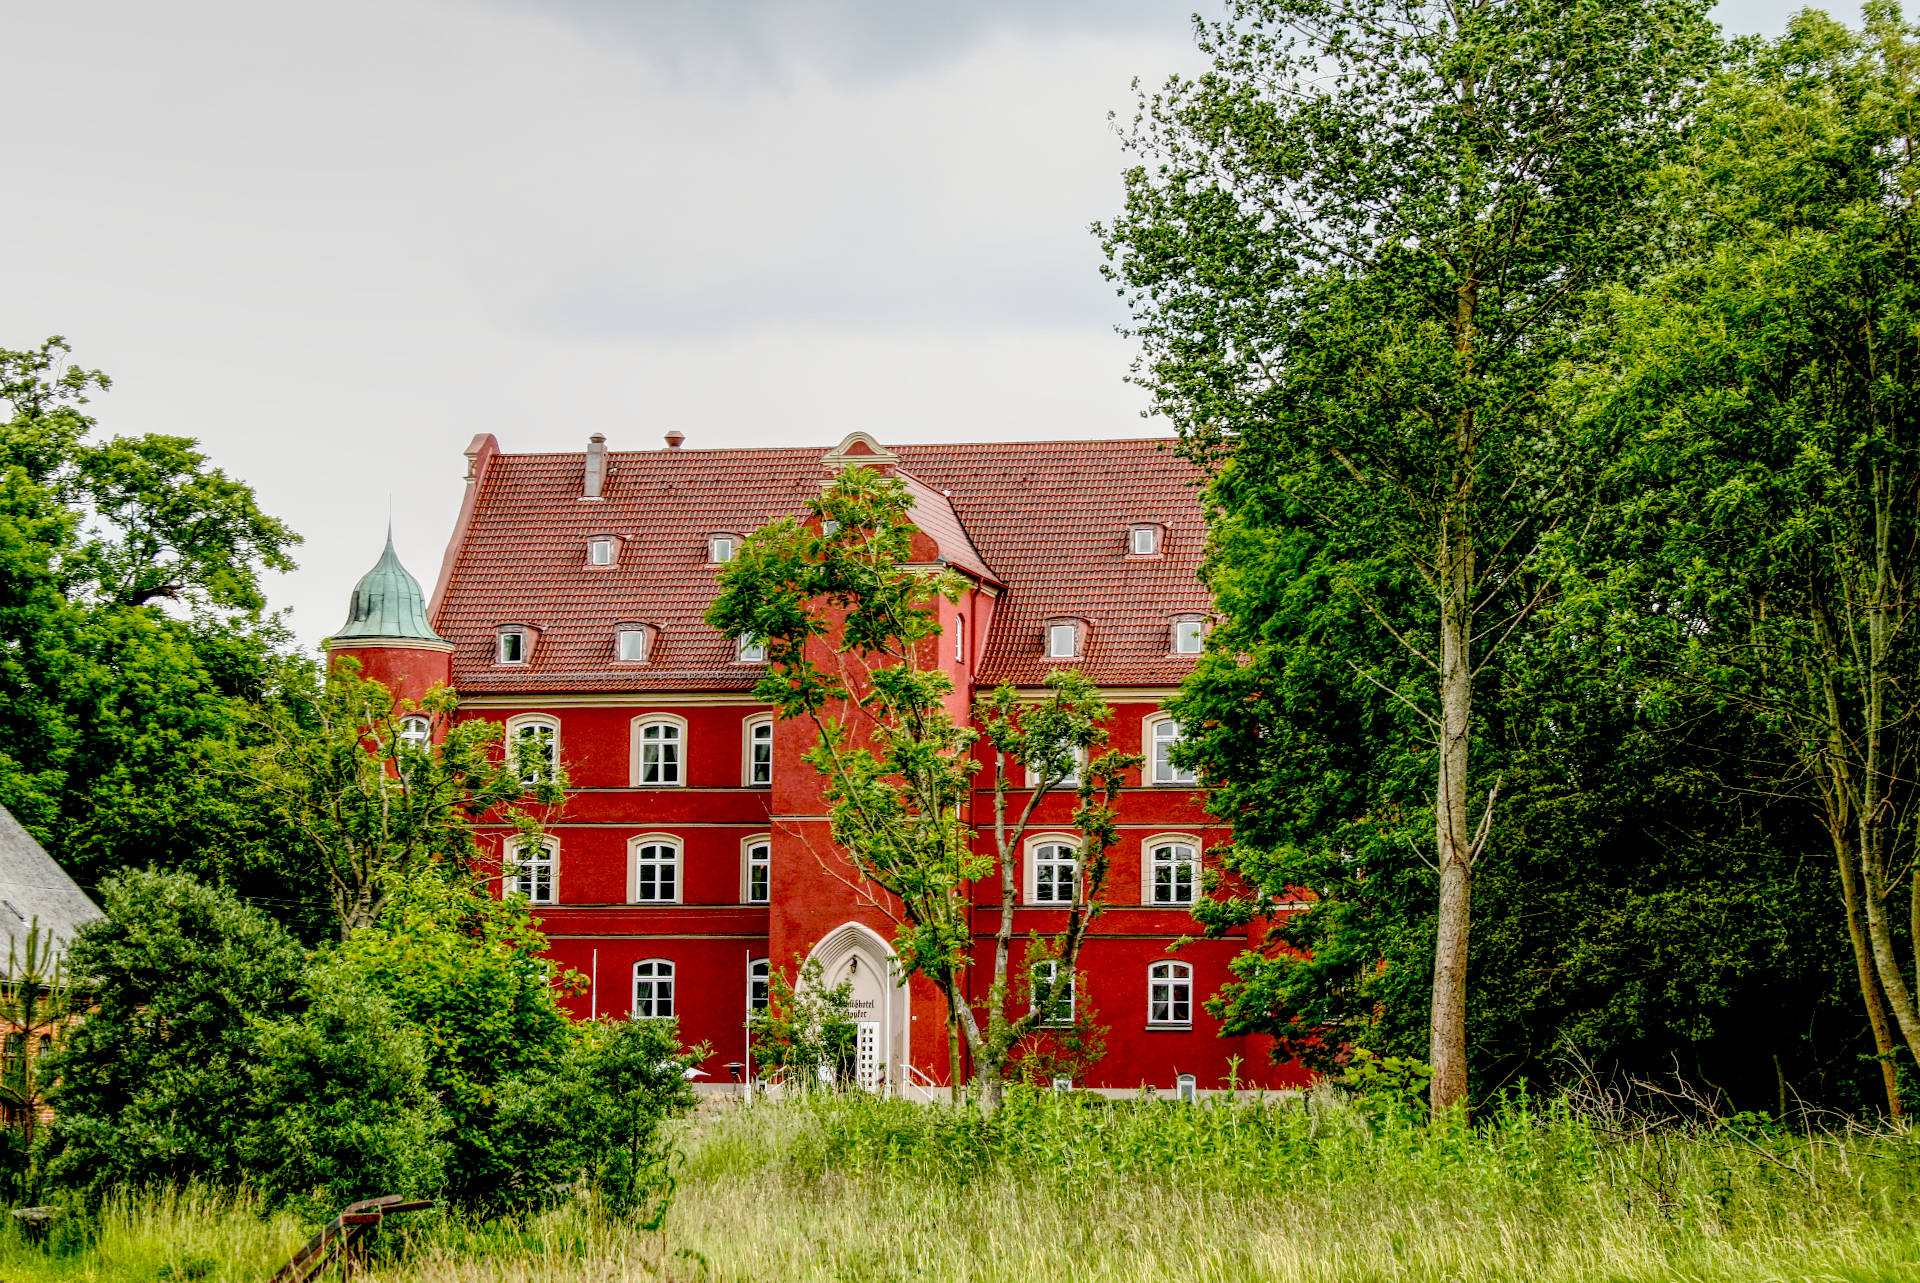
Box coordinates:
[328,430,1301,1097]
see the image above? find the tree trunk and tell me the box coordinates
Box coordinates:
[1838,836,1904,1115]
[1430,514,1475,1115]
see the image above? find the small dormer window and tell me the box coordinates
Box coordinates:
[498,630,527,664]
[737,635,766,664]
[617,627,650,663]
[1131,526,1159,555]
[1173,618,1205,654]
[709,535,736,564]
[1048,623,1078,659]
[588,538,615,566]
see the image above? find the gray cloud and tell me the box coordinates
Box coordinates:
[477,0,1194,82]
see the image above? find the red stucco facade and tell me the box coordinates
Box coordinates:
[348,431,1308,1096]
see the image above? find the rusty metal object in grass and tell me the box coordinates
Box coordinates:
[267,1194,433,1283]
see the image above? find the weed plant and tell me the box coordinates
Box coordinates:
[4,1089,1920,1281]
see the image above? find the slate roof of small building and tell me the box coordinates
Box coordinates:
[433,437,1210,693]
[0,805,103,973]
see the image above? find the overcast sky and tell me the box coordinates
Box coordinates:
[2,0,1836,648]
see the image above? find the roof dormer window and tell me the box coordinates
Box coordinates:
[1172,617,1206,655]
[708,535,738,565]
[616,625,652,663]
[587,537,615,567]
[497,628,528,664]
[1047,621,1080,660]
[736,635,766,664]
[1128,523,1165,557]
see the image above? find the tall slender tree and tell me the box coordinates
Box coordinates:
[1103,0,1720,1108]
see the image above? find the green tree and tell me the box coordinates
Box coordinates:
[0,921,86,1198]
[1559,5,1920,1115]
[708,465,1136,1107]
[1103,0,1721,1110]
[333,868,593,1211]
[42,869,307,1194]
[241,957,447,1213]
[749,956,859,1089]
[232,659,563,937]
[0,337,304,921]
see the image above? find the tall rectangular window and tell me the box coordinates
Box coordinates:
[749,958,770,1012]
[498,631,525,663]
[1150,718,1197,785]
[1150,842,1198,905]
[955,614,965,663]
[746,841,770,904]
[507,840,555,904]
[632,842,678,902]
[1031,842,1078,904]
[633,960,674,1018]
[512,721,557,785]
[748,720,773,785]
[1149,961,1192,1026]
[638,721,682,785]
[1033,960,1074,1025]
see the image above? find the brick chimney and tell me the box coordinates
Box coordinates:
[583,433,607,498]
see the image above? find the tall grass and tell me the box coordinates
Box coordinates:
[5,1090,1920,1281]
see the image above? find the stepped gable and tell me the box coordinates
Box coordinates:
[435,437,1208,692]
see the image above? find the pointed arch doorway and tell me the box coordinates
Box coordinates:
[807,922,910,1095]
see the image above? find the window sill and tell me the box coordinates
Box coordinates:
[1145,1023,1193,1032]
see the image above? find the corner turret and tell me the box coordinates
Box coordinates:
[323,530,454,704]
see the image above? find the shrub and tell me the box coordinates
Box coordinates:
[44,869,307,1194]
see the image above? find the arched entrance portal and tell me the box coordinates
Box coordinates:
[807,922,910,1095]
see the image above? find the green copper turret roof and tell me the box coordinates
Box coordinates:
[331,530,442,643]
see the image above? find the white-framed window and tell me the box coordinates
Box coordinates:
[1029,745,1084,790]
[1149,961,1192,1027]
[587,537,615,566]
[632,716,686,786]
[709,535,736,564]
[398,715,432,752]
[633,960,674,1018]
[1051,1075,1072,1093]
[1032,960,1074,1025]
[616,627,650,663]
[744,715,773,786]
[629,835,681,903]
[1147,715,1198,785]
[1145,837,1200,905]
[1130,525,1161,555]
[743,837,771,904]
[748,958,770,1012]
[1172,618,1205,654]
[955,614,965,664]
[737,635,766,663]
[1177,1073,1198,1102]
[1047,622,1078,659]
[497,629,528,664]
[505,714,559,785]
[504,836,557,905]
[1027,837,1079,905]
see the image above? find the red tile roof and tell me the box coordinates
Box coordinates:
[433,437,1210,693]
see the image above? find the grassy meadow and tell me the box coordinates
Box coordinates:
[6,1088,1920,1282]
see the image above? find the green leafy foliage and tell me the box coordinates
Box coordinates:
[230,660,564,937]
[43,869,307,1194]
[0,338,307,926]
